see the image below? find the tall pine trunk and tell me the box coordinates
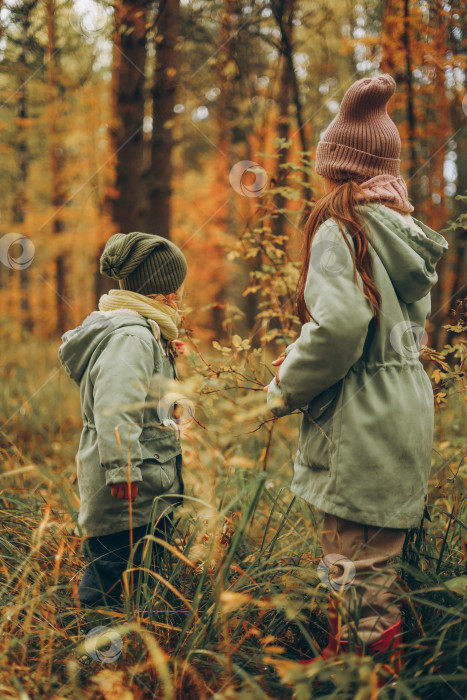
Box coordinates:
[47,0,67,334]
[110,0,149,233]
[146,0,180,238]
[382,0,418,207]
[428,1,454,350]
[403,0,417,193]
[272,0,296,243]
[13,4,31,331]
[273,0,308,160]
[212,0,243,338]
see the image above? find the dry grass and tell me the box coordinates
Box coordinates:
[0,325,465,699]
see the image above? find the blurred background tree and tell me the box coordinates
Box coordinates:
[0,0,465,345]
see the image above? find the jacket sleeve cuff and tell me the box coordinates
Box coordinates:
[284,341,296,358]
[266,378,294,417]
[104,465,143,487]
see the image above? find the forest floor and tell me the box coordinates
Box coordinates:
[0,332,465,700]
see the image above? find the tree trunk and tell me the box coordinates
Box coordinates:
[47,0,67,335]
[382,0,418,206]
[272,0,295,242]
[211,0,243,338]
[272,0,309,161]
[449,85,467,341]
[110,0,149,233]
[92,87,117,305]
[403,0,417,194]
[13,4,32,332]
[428,0,456,350]
[146,0,180,238]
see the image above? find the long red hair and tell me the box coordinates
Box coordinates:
[296,180,381,325]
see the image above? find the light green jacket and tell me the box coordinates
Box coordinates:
[267,203,448,529]
[59,310,184,537]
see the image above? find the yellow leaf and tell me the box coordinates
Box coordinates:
[432,369,445,383]
[91,670,133,700]
[220,591,251,613]
[242,286,261,296]
[228,456,255,468]
[212,340,231,353]
[243,553,256,563]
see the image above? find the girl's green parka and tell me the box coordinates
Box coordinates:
[267,203,448,529]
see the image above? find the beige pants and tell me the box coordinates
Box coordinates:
[321,514,407,645]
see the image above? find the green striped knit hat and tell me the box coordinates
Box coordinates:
[100,232,188,295]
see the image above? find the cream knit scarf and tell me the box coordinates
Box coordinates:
[98,289,180,340]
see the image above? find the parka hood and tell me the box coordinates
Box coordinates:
[58,310,151,385]
[357,204,449,304]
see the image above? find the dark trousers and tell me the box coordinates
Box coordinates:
[78,516,172,607]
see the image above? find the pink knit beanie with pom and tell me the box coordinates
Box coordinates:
[315,74,402,182]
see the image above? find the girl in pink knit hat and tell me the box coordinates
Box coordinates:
[266,74,448,680]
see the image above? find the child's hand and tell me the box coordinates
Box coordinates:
[174,340,185,355]
[272,353,285,368]
[263,353,286,391]
[110,483,139,501]
[272,353,285,384]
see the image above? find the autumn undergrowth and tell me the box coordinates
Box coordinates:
[0,322,465,699]
[0,157,466,698]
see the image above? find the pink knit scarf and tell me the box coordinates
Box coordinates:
[356,174,414,214]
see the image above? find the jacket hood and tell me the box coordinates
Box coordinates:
[357,204,449,304]
[58,310,151,385]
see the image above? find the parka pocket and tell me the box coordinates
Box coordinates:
[139,428,182,493]
[305,382,342,420]
[139,427,182,463]
[296,380,343,472]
